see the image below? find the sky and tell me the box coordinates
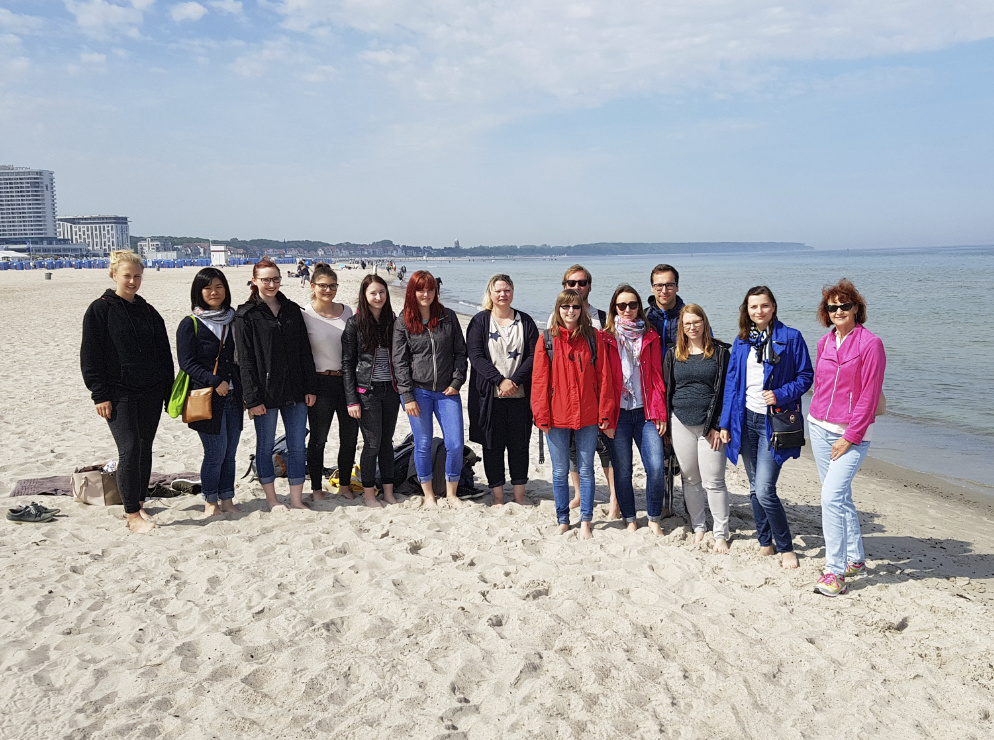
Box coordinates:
[1,1,993,249]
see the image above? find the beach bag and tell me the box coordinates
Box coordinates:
[242,431,308,481]
[71,465,122,506]
[768,400,805,451]
[167,372,191,418]
[328,464,364,493]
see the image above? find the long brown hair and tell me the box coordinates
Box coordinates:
[549,289,593,341]
[403,270,443,334]
[737,285,778,340]
[356,273,394,351]
[249,259,280,303]
[604,284,648,335]
[675,304,715,361]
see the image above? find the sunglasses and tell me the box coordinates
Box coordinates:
[615,301,640,312]
[560,304,582,311]
[565,279,589,288]
[827,302,854,313]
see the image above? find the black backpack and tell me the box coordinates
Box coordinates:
[542,328,598,367]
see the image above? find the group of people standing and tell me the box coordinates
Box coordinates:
[81,252,885,597]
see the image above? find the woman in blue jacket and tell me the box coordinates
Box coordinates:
[719,286,813,569]
[176,267,242,517]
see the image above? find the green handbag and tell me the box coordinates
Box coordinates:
[167,317,197,418]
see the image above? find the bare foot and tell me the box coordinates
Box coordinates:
[338,488,355,500]
[219,500,241,514]
[626,521,638,533]
[781,551,799,569]
[363,492,383,509]
[713,538,730,554]
[607,505,622,520]
[492,489,505,507]
[556,523,571,535]
[445,494,463,509]
[579,521,593,540]
[569,495,581,510]
[758,545,777,556]
[288,500,310,510]
[311,490,326,502]
[384,493,398,504]
[694,531,706,544]
[204,502,221,517]
[424,495,437,506]
[126,513,156,533]
[648,521,663,535]
[138,508,155,522]
[269,503,289,512]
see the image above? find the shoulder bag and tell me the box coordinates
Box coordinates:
[182,325,226,424]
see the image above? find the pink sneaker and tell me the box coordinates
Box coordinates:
[815,573,848,597]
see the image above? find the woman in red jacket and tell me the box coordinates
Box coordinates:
[602,285,667,534]
[532,289,616,539]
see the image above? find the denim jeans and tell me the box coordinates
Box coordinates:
[408,387,464,483]
[607,407,666,522]
[252,402,308,486]
[547,425,598,524]
[810,423,869,576]
[739,409,794,552]
[197,392,243,503]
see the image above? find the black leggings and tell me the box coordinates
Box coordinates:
[307,374,360,491]
[358,382,401,488]
[106,393,163,515]
[482,397,532,488]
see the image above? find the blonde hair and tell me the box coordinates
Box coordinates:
[675,304,715,361]
[109,250,143,277]
[481,273,514,311]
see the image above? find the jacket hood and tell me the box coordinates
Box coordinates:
[646,293,685,317]
[235,292,289,318]
[100,288,148,307]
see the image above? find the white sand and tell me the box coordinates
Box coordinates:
[1,267,993,739]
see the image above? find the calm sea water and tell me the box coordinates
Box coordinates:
[400,246,994,493]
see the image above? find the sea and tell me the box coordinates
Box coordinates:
[396,245,994,495]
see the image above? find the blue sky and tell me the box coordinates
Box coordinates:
[2,1,993,248]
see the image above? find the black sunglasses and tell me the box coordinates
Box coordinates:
[565,279,589,288]
[827,302,854,313]
[615,301,640,311]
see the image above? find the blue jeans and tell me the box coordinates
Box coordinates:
[408,388,464,483]
[547,425,598,524]
[197,393,243,502]
[608,407,666,522]
[810,423,869,576]
[252,402,308,486]
[739,410,794,552]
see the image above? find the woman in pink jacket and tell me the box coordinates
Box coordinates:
[808,279,886,597]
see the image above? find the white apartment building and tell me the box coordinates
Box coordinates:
[57,215,130,256]
[0,166,58,239]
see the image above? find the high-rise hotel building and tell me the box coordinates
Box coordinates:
[0,166,58,239]
[57,216,131,256]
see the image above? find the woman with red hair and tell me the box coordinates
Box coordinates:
[392,270,468,506]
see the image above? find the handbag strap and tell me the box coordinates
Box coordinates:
[211,325,227,376]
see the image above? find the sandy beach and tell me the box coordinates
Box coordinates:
[1,266,992,739]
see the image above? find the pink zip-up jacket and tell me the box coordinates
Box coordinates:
[807,324,886,445]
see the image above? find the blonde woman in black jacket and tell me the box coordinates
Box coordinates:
[81,250,173,534]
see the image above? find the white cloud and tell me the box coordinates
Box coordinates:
[63,1,154,39]
[80,51,108,64]
[302,64,335,83]
[0,8,44,34]
[209,0,243,14]
[171,2,208,22]
[268,0,994,104]
[229,37,293,77]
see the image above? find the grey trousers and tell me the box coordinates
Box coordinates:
[670,415,730,540]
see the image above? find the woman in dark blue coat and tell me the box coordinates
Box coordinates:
[467,274,539,506]
[176,268,243,517]
[719,286,813,569]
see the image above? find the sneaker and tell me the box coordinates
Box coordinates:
[844,561,866,578]
[814,573,848,597]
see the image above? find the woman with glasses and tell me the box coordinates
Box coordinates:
[601,285,667,534]
[392,270,468,507]
[719,286,813,569]
[467,274,539,507]
[808,280,886,597]
[532,289,616,539]
[663,304,731,552]
[302,263,359,502]
[343,274,401,508]
[176,267,243,517]
[235,260,317,511]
